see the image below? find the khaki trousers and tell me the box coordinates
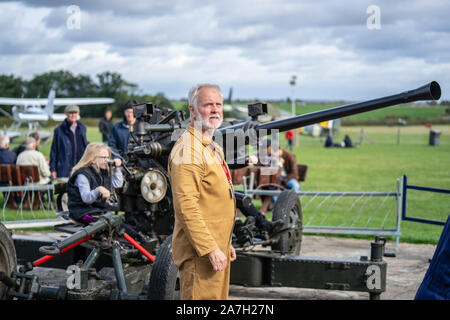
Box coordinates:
[179,256,230,300]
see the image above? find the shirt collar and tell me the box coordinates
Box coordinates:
[187,125,213,147]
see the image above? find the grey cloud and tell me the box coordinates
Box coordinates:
[1,0,449,100]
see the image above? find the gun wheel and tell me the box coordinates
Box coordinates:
[0,222,17,300]
[271,190,302,255]
[147,235,180,300]
[56,192,68,212]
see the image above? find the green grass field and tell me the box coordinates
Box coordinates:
[2,123,449,245]
[281,125,449,244]
[276,103,449,122]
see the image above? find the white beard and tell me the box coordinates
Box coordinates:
[195,110,223,130]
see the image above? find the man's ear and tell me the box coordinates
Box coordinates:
[189,105,196,120]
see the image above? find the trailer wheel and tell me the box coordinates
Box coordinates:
[147,235,180,300]
[56,192,68,212]
[271,190,302,255]
[0,222,16,299]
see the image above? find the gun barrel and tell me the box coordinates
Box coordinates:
[219,81,441,135]
[39,213,124,255]
[258,81,440,132]
[136,122,185,135]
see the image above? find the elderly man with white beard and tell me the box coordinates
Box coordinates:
[168,83,237,299]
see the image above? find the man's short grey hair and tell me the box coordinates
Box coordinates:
[24,137,36,149]
[0,135,9,148]
[188,83,223,109]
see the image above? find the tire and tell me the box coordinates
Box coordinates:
[147,234,180,300]
[0,222,17,300]
[271,190,302,255]
[56,192,68,212]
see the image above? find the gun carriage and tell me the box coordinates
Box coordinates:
[0,81,441,300]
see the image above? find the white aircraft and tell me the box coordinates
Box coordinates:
[222,87,280,123]
[298,119,341,138]
[0,88,114,140]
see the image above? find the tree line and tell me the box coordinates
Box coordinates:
[0,70,174,118]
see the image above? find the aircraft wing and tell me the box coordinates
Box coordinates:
[0,98,50,105]
[17,113,49,121]
[0,97,114,106]
[53,98,114,105]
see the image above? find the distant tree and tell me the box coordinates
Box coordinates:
[0,74,25,114]
[96,71,139,117]
[70,73,99,97]
[137,92,173,110]
[0,70,176,119]
[0,74,25,97]
[25,70,77,97]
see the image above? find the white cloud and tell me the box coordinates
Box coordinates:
[0,0,449,100]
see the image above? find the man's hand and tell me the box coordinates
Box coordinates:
[207,247,228,271]
[96,186,110,199]
[230,246,236,262]
[51,171,57,180]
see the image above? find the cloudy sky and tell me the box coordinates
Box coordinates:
[0,0,449,101]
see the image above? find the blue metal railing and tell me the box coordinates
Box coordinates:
[401,174,449,226]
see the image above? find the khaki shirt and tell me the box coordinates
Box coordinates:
[168,125,236,267]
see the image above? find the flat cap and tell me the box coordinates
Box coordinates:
[65,105,80,113]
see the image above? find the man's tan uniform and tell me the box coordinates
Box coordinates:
[168,125,236,300]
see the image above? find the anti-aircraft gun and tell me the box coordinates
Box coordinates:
[1,81,441,300]
[117,81,441,253]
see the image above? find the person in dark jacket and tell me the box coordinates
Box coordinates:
[98,109,114,143]
[0,135,17,164]
[343,135,353,148]
[108,101,136,158]
[67,142,123,224]
[324,134,334,148]
[50,105,88,179]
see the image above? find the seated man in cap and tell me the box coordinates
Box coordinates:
[16,137,51,185]
[108,101,137,159]
[50,105,88,179]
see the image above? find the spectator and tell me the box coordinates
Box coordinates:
[285,129,294,151]
[324,134,334,148]
[325,134,354,148]
[260,139,300,212]
[50,105,88,179]
[13,132,41,156]
[108,101,136,158]
[0,135,17,164]
[261,139,300,190]
[99,109,114,143]
[344,135,353,148]
[16,137,51,185]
